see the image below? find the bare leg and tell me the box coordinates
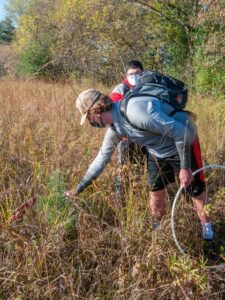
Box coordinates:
[191,191,210,224]
[149,189,166,220]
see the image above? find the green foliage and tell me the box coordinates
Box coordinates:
[168,255,207,290]
[39,171,69,224]
[195,49,225,96]
[4,0,225,96]
[0,18,15,43]
[38,171,77,236]
[17,42,51,77]
[195,56,225,97]
[13,0,59,78]
[193,20,225,97]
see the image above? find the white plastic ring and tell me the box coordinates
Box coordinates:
[171,164,225,255]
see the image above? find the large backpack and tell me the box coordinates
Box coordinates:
[120,71,188,129]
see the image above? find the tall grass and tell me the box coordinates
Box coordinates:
[0,79,224,299]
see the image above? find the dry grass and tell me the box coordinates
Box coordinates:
[0,79,224,299]
[0,45,16,77]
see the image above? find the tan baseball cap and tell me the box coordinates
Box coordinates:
[76,89,102,125]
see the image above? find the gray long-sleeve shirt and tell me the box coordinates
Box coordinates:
[76,96,197,193]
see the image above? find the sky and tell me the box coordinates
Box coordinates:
[0,0,6,21]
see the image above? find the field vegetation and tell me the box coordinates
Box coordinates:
[0,0,224,298]
[0,79,224,299]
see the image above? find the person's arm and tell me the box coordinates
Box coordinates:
[73,126,120,195]
[110,82,130,102]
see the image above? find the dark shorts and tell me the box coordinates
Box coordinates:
[147,139,206,197]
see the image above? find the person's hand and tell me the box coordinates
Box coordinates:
[179,168,193,188]
[64,190,78,199]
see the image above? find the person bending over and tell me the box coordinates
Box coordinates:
[65,89,213,240]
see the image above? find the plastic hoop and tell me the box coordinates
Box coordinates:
[171,164,225,256]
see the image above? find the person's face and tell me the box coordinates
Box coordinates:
[126,67,143,77]
[87,108,106,128]
[126,67,143,86]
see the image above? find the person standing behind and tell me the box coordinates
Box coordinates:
[110,60,144,103]
[111,61,146,195]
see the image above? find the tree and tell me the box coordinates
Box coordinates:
[0,18,15,43]
[50,0,154,82]
[193,0,225,96]
[13,0,60,77]
[7,0,225,96]
[5,0,32,24]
